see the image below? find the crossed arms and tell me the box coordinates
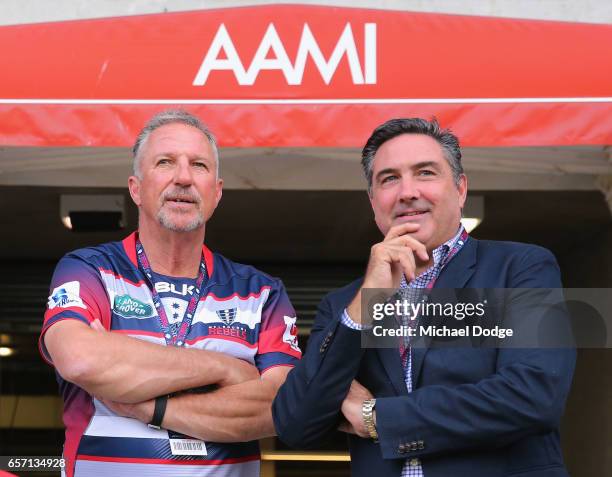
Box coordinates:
[44,318,291,442]
[274,283,576,457]
[273,238,576,459]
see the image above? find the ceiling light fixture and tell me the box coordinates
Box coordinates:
[461,195,485,233]
[0,347,15,357]
[60,194,126,232]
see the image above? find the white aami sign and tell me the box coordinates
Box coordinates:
[193,23,377,86]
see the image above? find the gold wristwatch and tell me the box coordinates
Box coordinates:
[362,398,378,442]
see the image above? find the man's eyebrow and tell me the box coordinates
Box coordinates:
[374,161,441,180]
[412,161,440,170]
[374,167,399,181]
[191,154,211,161]
[153,152,175,159]
[153,152,210,161]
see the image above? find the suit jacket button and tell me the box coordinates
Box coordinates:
[417,440,425,450]
[410,441,418,451]
[398,444,406,453]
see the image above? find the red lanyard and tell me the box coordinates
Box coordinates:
[136,239,207,347]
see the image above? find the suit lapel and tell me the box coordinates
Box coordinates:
[432,237,477,289]
[411,238,478,385]
[375,347,409,396]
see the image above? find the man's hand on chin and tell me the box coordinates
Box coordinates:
[347,222,428,325]
[339,380,374,438]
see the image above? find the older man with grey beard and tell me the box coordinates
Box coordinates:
[40,110,301,477]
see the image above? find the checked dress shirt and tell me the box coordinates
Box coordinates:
[342,226,466,477]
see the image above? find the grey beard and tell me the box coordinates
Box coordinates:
[157,208,204,232]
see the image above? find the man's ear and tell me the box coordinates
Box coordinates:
[128,176,142,207]
[203,178,223,222]
[457,174,468,209]
[214,178,223,210]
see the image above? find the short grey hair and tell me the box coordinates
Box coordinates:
[361,118,463,192]
[132,109,219,178]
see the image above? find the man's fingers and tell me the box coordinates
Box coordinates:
[90,319,106,332]
[385,235,429,262]
[401,237,429,262]
[368,244,417,287]
[386,246,417,281]
[398,251,417,282]
[338,420,356,435]
[348,380,375,401]
[366,232,428,288]
[98,397,118,413]
[349,379,368,393]
[384,225,429,262]
[385,222,421,240]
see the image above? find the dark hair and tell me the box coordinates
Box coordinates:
[132,109,219,178]
[361,118,463,191]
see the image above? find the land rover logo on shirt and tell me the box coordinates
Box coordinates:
[113,295,153,318]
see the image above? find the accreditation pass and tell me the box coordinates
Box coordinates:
[169,431,207,456]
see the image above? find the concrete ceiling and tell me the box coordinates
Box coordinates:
[0,145,610,191]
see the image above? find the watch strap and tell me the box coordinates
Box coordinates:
[148,395,168,430]
[362,398,378,442]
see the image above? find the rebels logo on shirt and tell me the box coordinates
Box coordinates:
[154,276,252,344]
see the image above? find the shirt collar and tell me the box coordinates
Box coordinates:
[433,224,466,266]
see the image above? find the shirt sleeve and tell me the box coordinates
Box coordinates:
[255,279,302,372]
[39,255,111,365]
[340,308,365,330]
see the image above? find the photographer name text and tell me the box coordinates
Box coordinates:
[372,325,513,339]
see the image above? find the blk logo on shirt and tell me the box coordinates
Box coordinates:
[155,282,195,296]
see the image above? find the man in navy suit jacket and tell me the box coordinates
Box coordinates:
[273,118,575,477]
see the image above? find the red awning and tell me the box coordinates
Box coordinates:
[1,5,611,148]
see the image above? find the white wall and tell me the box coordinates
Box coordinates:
[2,0,611,26]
